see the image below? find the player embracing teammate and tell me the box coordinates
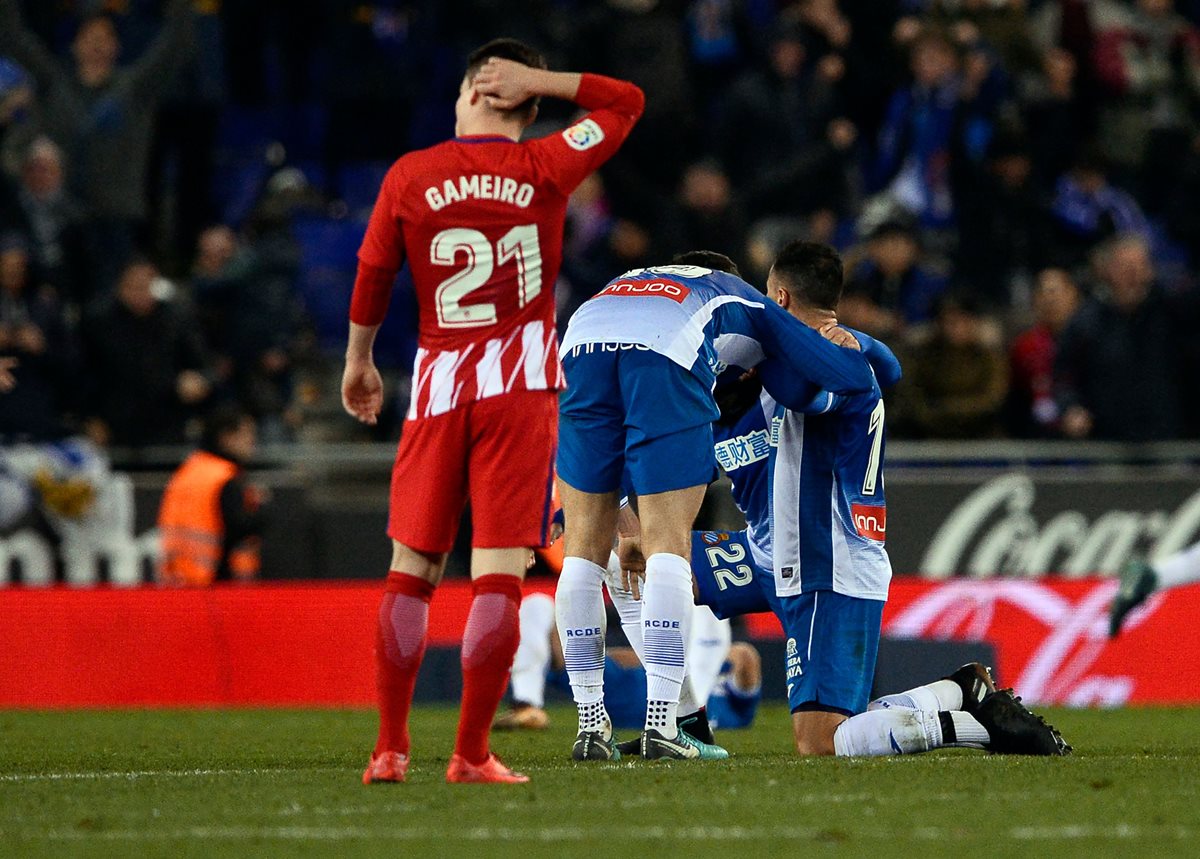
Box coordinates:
[343,39,643,784]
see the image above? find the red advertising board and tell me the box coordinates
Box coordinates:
[0,578,1194,708]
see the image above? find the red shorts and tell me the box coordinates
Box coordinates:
[388,389,558,554]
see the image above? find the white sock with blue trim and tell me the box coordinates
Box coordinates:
[868,679,963,713]
[641,553,693,737]
[833,709,990,756]
[833,709,943,756]
[556,557,609,733]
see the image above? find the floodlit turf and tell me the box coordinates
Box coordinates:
[1,705,1198,858]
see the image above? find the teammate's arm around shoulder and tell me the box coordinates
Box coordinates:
[474,58,645,193]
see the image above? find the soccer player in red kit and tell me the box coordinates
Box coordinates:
[342,38,643,785]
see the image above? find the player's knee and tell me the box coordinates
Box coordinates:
[794,732,837,756]
[390,541,445,582]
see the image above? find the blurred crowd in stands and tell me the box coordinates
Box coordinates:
[2,0,1200,450]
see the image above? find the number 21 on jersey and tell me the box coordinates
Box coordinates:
[430,225,543,328]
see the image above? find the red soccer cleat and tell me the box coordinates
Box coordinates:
[362,751,410,784]
[445,753,530,784]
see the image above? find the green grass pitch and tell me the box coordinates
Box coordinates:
[1,705,1198,858]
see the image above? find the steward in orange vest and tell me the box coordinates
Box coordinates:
[158,406,266,586]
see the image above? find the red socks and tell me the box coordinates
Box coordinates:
[454,574,523,765]
[374,572,522,766]
[374,572,435,757]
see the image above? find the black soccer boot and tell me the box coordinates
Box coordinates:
[641,728,729,761]
[943,663,997,715]
[616,707,716,756]
[571,727,621,761]
[975,689,1072,756]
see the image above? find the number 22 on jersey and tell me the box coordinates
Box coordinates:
[430,225,543,329]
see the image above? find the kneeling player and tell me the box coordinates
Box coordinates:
[763,241,1069,757]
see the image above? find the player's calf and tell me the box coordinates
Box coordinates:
[792,708,847,756]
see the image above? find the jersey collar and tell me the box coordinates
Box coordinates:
[454,134,518,144]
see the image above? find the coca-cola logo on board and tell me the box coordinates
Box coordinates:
[918,475,1200,578]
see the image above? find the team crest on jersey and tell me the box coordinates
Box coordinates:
[562,118,605,151]
[851,503,887,542]
[701,531,729,545]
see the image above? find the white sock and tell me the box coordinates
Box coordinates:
[677,675,701,716]
[509,592,555,708]
[833,708,944,756]
[641,553,693,736]
[869,679,963,712]
[604,561,705,719]
[686,605,732,704]
[604,552,646,662]
[1154,541,1200,590]
[556,557,608,731]
[946,711,990,747]
[833,709,991,756]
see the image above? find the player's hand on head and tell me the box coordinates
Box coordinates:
[820,322,861,351]
[472,58,536,111]
[341,360,384,426]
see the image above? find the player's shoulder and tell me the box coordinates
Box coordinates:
[389,138,463,173]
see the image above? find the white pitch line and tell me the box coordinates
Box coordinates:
[21,824,1194,843]
[0,766,344,783]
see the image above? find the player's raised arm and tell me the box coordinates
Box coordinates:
[476,59,644,193]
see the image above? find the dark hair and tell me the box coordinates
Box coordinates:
[201,403,253,453]
[769,240,843,310]
[671,250,740,277]
[465,38,548,117]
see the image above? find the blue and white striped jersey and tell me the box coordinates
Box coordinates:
[560,265,873,401]
[713,332,898,600]
[769,371,892,601]
[712,388,777,572]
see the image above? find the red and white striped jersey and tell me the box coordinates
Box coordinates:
[354,73,644,418]
[405,318,566,419]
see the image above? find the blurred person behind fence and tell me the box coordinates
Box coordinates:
[82,257,212,448]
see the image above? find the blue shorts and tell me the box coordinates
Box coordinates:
[691,530,781,620]
[781,590,884,716]
[558,345,719,495]
[707,667,761,730]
